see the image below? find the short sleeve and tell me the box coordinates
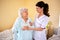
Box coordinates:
[41,17,49,28]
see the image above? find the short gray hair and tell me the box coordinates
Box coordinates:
[18,8,28,17]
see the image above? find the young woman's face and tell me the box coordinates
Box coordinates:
[36,6,43,13]
[22,10,28,18]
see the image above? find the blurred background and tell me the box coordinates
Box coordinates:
[0,0,60,38]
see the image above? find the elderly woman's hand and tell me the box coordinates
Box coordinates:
[22,26,29,30]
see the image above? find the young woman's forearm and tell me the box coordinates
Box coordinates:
[29,27,45,31]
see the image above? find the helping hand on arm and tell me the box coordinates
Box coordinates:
[22,26,45,31]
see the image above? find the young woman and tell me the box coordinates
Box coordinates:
[12,8,33,40]
[23,1,50,40]
[32,1,50,40]
[34,1,49,40]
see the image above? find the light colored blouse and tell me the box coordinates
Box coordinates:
[12,17,34,40]
[34,15,49,40]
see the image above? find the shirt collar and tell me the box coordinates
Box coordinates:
[36,14,45,20]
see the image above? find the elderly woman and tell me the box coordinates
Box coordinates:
[12,8,33,40]
[24,1,50,40]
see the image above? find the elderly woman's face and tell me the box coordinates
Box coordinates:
[21,10,28,18]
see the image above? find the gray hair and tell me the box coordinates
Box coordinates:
[18,8,28,17]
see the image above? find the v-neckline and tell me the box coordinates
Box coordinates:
[21,17,28,23]
[37,14,45,20]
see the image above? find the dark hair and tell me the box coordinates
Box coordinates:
[36,1,50,17]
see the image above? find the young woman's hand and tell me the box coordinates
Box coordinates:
[29,22,33,26]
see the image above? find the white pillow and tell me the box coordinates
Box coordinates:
[0,29,13,40]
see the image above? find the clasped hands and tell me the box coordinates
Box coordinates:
[22,22,32,30]
[22,26,30,30]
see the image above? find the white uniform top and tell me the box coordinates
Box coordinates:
[34,14,49,40]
